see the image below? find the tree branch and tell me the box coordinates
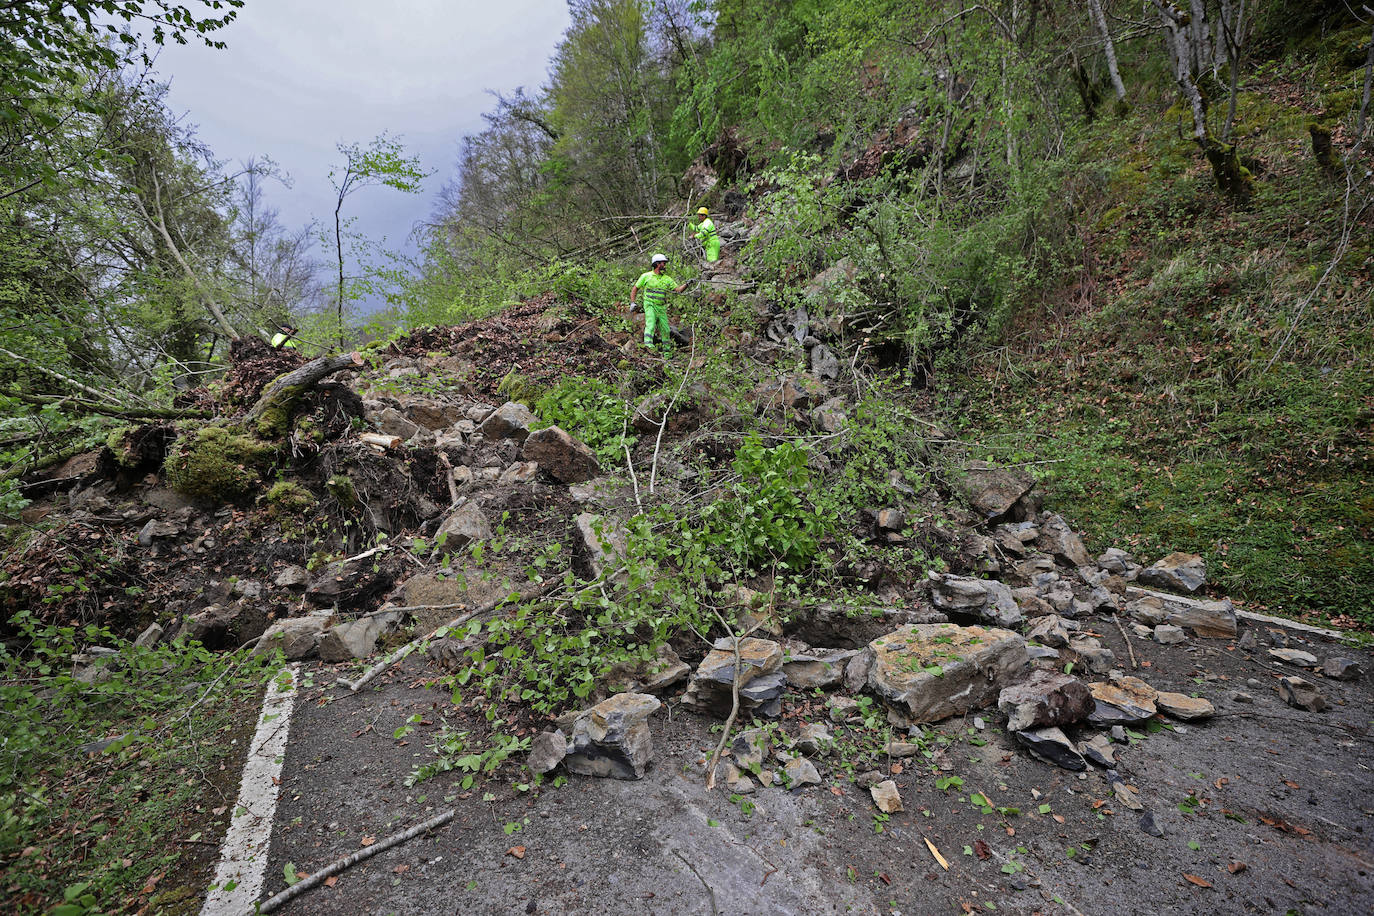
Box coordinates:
[240,351,364,436]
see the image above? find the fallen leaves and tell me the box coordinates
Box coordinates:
[507,845,526,859]
[360,835,376,847]
[1228,861,1247,875]
[1183,873,1213,888]
[973,840,992,860]
[924,837,949,870]
[324,876,338,888]
[1258,814,1311,836]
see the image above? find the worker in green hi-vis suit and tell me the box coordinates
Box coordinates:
[693,206,720,262]
[630,253,686,355]
[270,324,299,349]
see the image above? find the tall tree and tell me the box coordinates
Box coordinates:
[327,135,428,345]
[0,1,244,195]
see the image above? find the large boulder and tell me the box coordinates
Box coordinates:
[573,512,629,580]
[374,407,421,440]
[479,401,537,442]
[811,397,849,434]
[1136,552,1206,593]
[997,669,1094,732]
[1123,587,1236,638]
[401,399,464,430]
[953,461,1034,520]
[528,729,568,775]
[1016,727,1087,771]
[1087,676,1158,725]
[254,614,330,660]
[318,609,402,662]
[757,374,829,411]
[782,648,857,690]
[436,502,492,548]
[1277,676,1325,712]
[564,693,661,780]
[865,623,1029,726]
[808,343,840,380]
[1034,514,1092,567]
[928,572,1022,628]
[521,426,601,483]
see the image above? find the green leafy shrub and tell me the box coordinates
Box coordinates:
[164,425,274,501]
[698,435,833,572]
[534,377,634,465]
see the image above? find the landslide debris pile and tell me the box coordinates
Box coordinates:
[5,219,1361,809]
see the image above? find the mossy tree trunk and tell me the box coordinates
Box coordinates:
[1309,124,1339,177]
[240,351,364,438]
[1087,0,1127,113]
[1152,0,1253,203]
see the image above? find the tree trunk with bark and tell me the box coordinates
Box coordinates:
[1087,0,1128,113]
[241,351,365,437]
[1153,0,1252,202]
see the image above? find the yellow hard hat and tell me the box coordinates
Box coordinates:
[697,207,709,216]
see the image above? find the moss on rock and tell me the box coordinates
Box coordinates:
[266,480,316,514]
[164,425,275,501]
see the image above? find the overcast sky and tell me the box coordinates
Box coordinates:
[154,1,572,309]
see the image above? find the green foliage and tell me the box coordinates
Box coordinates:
[265,480,316,515]
[949,72,1373,624]
[698,435,833,573]
[0,1,244,191]
[163,425,274,501]
[0,606,271,910]
[405,726,530,788]
[534,377,634,465]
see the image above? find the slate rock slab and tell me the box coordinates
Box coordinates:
[437,503,492,549]
[1155,691,1215,720]
[1322,657,1363,681]
[928,572,1022,628]
[870,780,903,813]
[866,623,1028,726]
[782,648,856,690]
[565,693,661,780]
[1137,552,1206,593]
[528,729,568,775]
[954,461,1034,519]
[1269,648,1318,668]
[255,615,329,660]
[1015,726,1086,771]
[521,425,601,483]
[1277,676,1326,713]
[1088,677,1158,724]
[1034,514,1091,567]
[1124,587,1237,638]
[998,668,1094,732]
[478,401,537,442]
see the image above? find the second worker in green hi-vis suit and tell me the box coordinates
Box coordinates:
[630,253,686,355]
[693,206,720,262]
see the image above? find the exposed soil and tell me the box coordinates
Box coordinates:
[389,294,658,401]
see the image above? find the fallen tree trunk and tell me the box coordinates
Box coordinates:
[9,391,210,421]
[241,351,364,437]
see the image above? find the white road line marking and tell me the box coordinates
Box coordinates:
[201,664,300,916]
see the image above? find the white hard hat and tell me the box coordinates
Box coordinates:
[650,253,668,265]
